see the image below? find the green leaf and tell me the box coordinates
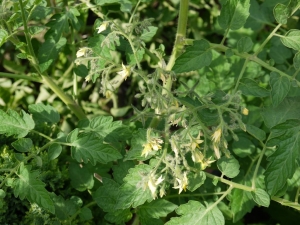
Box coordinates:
[28,103,60,124]
[217,156,240,178]
[265,119,300,195]
[95,0,132,12]
[29,5,53,21]
[0,109,35,138]
[38,37,67,72]
[127,48,145,65]
[239,78,270,97]
[218,0,251,30]
[262,97,300,128]
[165,200,224,225]
[78,115,122,137]
[104,209,132,224]
[274,3,290,24]
[69,132,122,165]
[45,14,69,42]
[237,36,253,53]
[12,138,33,152]
[79,207,93,221]
[280,29,300,51]
[140,26,158,42]
[125,129,150,161]
[93,178,120,212]
[173,40,212,73]
[246,124,266,141]
[116,164,153,209]
[138,199,177,219]
[51,194,82,220]
[269,44,292,64]
[187,171,206,192]
[0,29,8,47]
[13,163,54,213]
[269,72,290,107]
[69,162,94,191]
[232,136,255,158]
[293,51,300,70]
[48,143,62,160]
[251,188,270,207]
[112,160,135,184]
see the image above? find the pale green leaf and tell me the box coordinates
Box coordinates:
[69,162,94,191]
[38,37,67,72]
[237,36,253,53]
[28,103,60,124]
[115,164,153,209]
[293,51,300,70]
[78,115,122,137]
[48,143,62,160]
[0,29,8,47]
[281,29,300,51]
[274,3,289,24]
[239,78,270,97]
[165,200,224,225]
[251,188,270,207]
[262,97,300,128]
[265,119,300,195]
[218,0,251,30]
[138,199,177,219]
[270,72,290,107]
[93,178,120,212]
[173,40,212,73]
[12,138,33,152]
[140,26,158,42]
[127,48,145,65]
[246,124,266,141]
[217,156,240,178]
[13,163,54,213]
[0,109,35,138]
[187,171,206,192]
[69,132,122,165]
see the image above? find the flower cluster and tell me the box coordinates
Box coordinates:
[141,136,163,157]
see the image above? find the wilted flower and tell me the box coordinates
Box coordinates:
[117,63,131,80]
[96,21,109,33]
[147,174,164,199]
[213,143,221,159]
[211,127,222,144]
[173,172,188,194]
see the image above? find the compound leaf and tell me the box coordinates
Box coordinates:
[13,163,54,213]
[218,0,251,30]
[265,119,300,195]
[165,200,224,225]
[173,40,212,73]
[0,109,35,138]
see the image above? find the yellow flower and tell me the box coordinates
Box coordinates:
[242,108,249,115]
[141,137,163,158]
[148,174,164,199]
[117,63,131,80]
[141,143,152,157]
[173,172,188,194]
[211,127,222,143]
[213,143,221,159]
[76,47,89,58]
[96,21,109,33]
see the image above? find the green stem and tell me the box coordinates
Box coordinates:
[206,186,233,212]
[0,72,42,83]
[80,0,104,19]
[129,0,141,24]
[233,58,249,94]
[205,172,253,192]
[165,192,225,199]
[295,186,300,203]
[30,130,54,141]
[251,141,267,189]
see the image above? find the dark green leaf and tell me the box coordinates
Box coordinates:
[104,209,132,224]
[217,156,240,178]
[293,51,300,70]
[0,109,35,138]
[48,143,62,160]
[13,163,54,213]
[237,36,253,53]
[79,207,93,221]
[69,162,94,191]
[218,0,250,30]
[29,5,52,21]
[251,188,270,207]
[173,40,212,73]
[165,200,224,225]
[187,171,206,192]
[269,45,292,64]
[12,138,33,152]
[270,72,290,107]
[29,103,60,124]
[45,14,69,42]
[280,29,300,51]
[239,78,270,97]
[265,119,300,195]
[74,64,88,78]
[138,199,177,219]
[69,132,122,165]
[38,37,66,72]
[246,124,266,141]
[232,136,255,158]
[112,160,135,184]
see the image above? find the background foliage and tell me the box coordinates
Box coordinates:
[1,0,300,224]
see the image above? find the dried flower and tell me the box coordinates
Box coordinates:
[211,127,222,144]
[96,21,109,33]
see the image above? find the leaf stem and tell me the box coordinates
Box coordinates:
[251,140,267,189]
